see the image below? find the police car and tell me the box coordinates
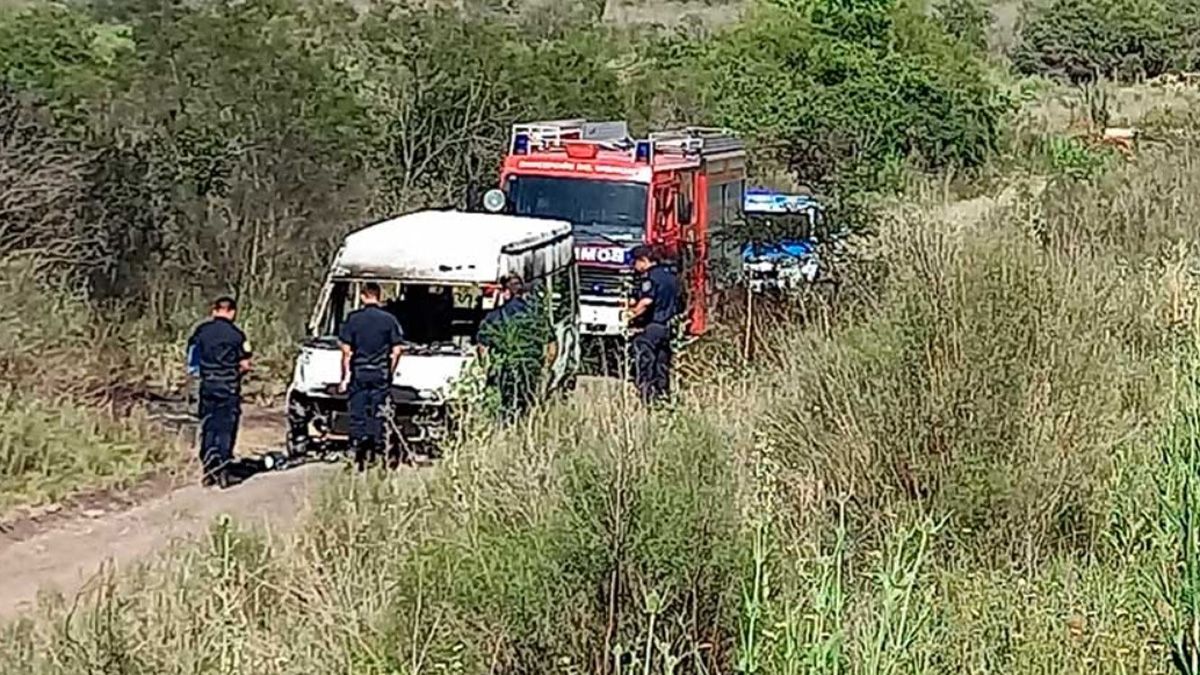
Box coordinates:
[741,190,825,293]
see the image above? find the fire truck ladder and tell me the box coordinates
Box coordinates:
[648,127,745,161]
[511,119,631,151]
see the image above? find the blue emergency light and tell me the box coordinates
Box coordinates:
[635,140,653,163]
[512,132,530,155]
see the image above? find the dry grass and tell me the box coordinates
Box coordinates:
[6,139,1200,673]
[0,259,186,512]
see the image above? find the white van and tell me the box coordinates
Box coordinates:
[285,210,579,457]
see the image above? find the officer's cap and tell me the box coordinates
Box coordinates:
[212,296,237,311]
[631,245,657,263]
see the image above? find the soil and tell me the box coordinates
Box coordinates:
[0,404,338,622]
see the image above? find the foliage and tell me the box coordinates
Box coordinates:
[477,290,556,420]
[1012,0,1200,83]
[933,0,992,53]
[0,3,133,122]
[0,387,173,514]
[686,0,1010,194]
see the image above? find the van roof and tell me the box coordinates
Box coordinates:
[333,210,573,283]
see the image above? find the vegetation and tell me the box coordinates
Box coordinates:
[7,140,1200,672]
[1013,0,1200,82]
[0,0,1006,505]
[5,0,1200,672]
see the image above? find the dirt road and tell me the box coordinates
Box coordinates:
[0,407,337,622]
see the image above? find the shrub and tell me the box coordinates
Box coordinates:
[755,147,1195,565]
[691,0,1010,194]
[933,0,992,53]
[1012,0,1199,83]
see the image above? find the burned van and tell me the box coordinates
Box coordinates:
[285,210,579,458]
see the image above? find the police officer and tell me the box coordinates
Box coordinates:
[187,296,253,488]
[477,274,544,421]
[627,245,679,403]
[338,282,404,471]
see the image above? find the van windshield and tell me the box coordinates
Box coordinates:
[314,280,490,353]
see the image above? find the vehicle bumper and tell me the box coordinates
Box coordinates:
[286,388,451,451]
[579,300,625,337]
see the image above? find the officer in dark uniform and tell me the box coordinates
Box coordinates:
[338,282,404,471]
[477,274,545,421]
[627,245,679,403]
[187,296,253,488]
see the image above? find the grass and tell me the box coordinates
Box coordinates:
[5,139,1200,673]
[0,255,293,513]
[0,259,186,514]
[0,388,176,514]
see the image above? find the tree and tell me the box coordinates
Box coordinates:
[698,0,1008,194]
[933,0,992,53]
[0,89,95,271]
[1013,0,1177,82]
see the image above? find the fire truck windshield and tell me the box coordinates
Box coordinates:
[508,176,647,241]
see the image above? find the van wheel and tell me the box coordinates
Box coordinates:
[552,374,578,401]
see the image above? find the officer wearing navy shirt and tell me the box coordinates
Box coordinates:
[476,274,543,421]
[627,245,679,402]
[187,296,253,488]
[338,282,404,471]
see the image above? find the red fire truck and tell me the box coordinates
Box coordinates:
[484,119,747,341]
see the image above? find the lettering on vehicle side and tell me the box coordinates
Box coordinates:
[513,159,652,181]
[575,245,631,267]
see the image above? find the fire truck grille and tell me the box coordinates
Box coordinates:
[578,267,629,298]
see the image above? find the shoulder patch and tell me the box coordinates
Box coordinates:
[641,280,653,292]
[242,339,253,353]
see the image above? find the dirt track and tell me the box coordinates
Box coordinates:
[0,408,337,622]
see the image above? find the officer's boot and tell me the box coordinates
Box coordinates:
[352,439,368,473]
[214,465,232,489]
[367,438,381,468]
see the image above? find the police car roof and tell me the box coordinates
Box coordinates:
[334,210,573,283]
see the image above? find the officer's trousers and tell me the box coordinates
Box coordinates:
[348,372,390,450]
[492,365,536,423]
[198,387,241,475]
[631,323,672,403]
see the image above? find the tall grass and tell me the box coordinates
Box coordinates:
[0,258,183,512]
[0,387,175,513]
[7,146,1200,673]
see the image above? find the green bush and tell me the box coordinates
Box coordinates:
[933,0,992,53]
[1012,0,1200,83]
[685,0,1010,193]
[0,388,174,513]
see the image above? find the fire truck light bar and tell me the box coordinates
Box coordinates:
[743,190,823,215]
[512,132,530,155]
[635,140,652,163]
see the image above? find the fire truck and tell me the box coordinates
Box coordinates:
[483,119,747,341]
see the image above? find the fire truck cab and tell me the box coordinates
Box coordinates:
[485,119,747,341]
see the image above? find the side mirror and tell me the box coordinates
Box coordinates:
[483,189,507,213]
[678,200,693,226]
